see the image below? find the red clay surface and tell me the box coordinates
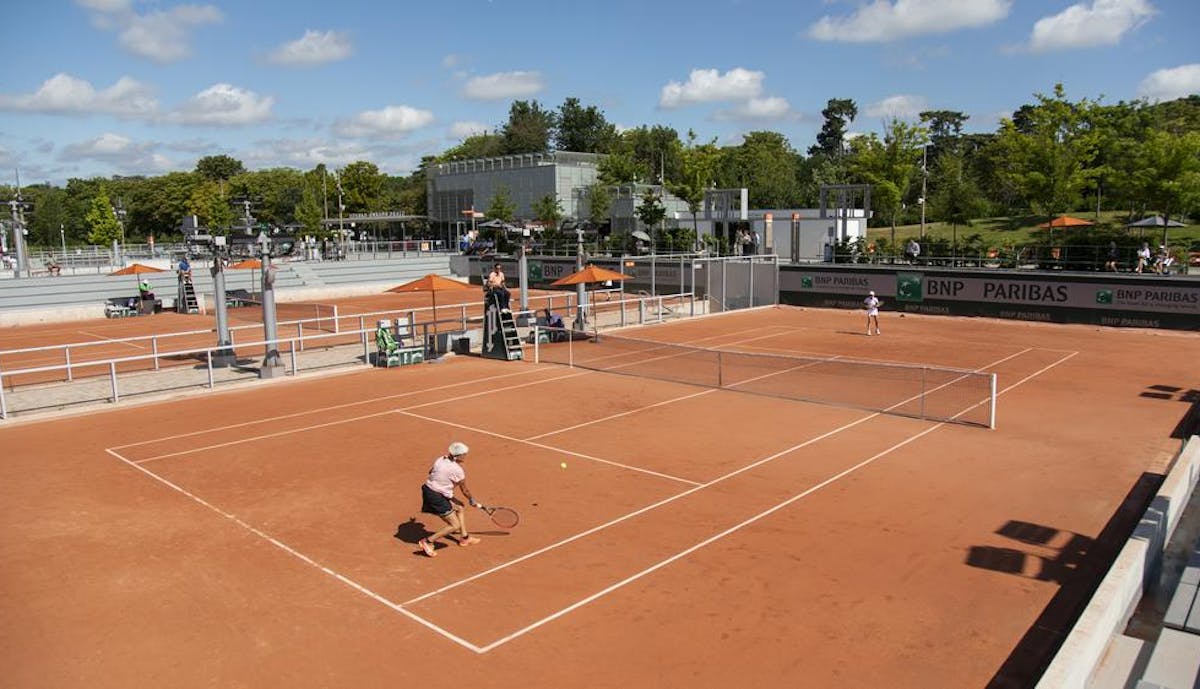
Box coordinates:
[1,306,1196,688]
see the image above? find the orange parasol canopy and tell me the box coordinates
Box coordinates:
[387,273,475,294]
[227,258,262,270]
[108,263,167,276]
[1037,216,1094,229]
[386,274,476,337]
[550,264,634,286]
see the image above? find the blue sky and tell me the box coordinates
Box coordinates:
[2,0,1198,184]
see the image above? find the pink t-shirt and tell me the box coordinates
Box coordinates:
[424,456,465,498]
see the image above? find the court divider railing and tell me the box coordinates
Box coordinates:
[0,290,698,419]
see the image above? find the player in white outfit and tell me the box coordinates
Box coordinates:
[864,290,881,336]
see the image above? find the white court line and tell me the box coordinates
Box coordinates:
[103,447,483,653]
[113,325,770,452]
[470,347,1076,652]
[400,410,702,486]
[77,331,149,351]
[134,370,589,464]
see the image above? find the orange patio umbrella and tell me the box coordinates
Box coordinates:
[108,262,167,290]
[386,273,476,336]
[1037,216,1094,229]
[549,264,634,286]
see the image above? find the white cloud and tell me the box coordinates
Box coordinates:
[59,132,174,172]
[167,84,274,126]
[268,29,353,66]
[659,68,764,108]
[461,71,545,100]
[713,96,795,121]
[442,54,462,68]
[1029,0,1156,52]
[865,94,929,119]
[808,0,1011,42]
[243,137,376,169]
[335,105,435,138]
[76,0,222,63]
[1138,64,1200,101]
[449,121,489,139]
[0,73,158,118]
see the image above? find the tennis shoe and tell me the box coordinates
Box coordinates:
[458,536,481,546]
[418,538,436,557]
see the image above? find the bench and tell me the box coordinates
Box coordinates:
[375,344,424,368]
[105,296,162,318]
[1163,537,1200,634]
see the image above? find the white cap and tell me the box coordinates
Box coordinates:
[448,442,469,457]
[869,290,875,296]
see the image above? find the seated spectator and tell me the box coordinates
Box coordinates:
[138,278,155,301]
[486,262,511,311]
[45,258,62,276]
[540,308,566,341]
[177,256,192,280]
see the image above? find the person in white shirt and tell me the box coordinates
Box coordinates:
[417,442,481,557]
[1135,242,1151,274]
[864,290,882,336]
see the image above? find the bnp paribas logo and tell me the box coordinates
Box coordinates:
[800,276,814,288]
[1095,289,1113,305]
[896,273,923,302]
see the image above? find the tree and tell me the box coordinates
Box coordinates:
[440,132,504,161]
[918,110,969,149]
[486,185,516,222]
[634,188,666,239]
[850,119,927,246]
[1134,129,1200,240]
[501,100,556,154]
[195,154,246,181]
[531,193,563,228]
[187,180,236,230]
[339,161,385,212]
[669,130,720,249]
[586,184,612,227]
[928,147,987,257]
[726,131,800,208]
[992,84,1098,225]
[294,184,325,237]
[809,98,857,158]
[555,97,618,153]
[84,192,123,245]
[597,151,640,185]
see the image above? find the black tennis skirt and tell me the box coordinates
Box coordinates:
[421,484,454,517]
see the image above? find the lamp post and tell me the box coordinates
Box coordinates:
[919,144,928,240]
[60,223,66,256]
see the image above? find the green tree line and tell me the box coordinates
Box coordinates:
[4,87,1198,247]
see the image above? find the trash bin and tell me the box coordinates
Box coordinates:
[452,337,471,355]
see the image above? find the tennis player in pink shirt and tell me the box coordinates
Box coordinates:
[417,442,481,557]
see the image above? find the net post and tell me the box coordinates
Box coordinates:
[568,327,574,369]
[152,336,160,370]
[290,340,297,374]
[64,348,73,382]
[920,366,927,420]
[297,323,305,352]
[362,329,370,365]
[0,371,7,419]
[207,351,214,388]
[989,373,998,429]
[533,326,540,363]
[717,350,723,388]
[333,305,340,334]
[109,361,119,403]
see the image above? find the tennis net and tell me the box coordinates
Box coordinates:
[533,329,996,428]
[228,299,339,333]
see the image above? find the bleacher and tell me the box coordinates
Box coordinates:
[0,255,453,325]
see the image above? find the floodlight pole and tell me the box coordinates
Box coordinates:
[919,144,928,240]
[7,197,29,278]
[518,228,530,314]
[210,237,236,367]
[573,223,586,330]
[258,232,283,378]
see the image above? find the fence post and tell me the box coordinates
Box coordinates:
[207,351,214,389]
[290,341,298,374]
[297,323,305,352]
[152,336,160,370]
[64,348,73,382]
[109,362,119,403]
[362,329,370,365]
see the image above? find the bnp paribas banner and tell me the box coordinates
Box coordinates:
[781,271,1200,316]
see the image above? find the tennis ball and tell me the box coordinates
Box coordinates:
[560,462,567,469]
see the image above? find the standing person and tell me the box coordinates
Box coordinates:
[485,262,510,311]
[864,290,882,336]
[1135,242,1151,274]
[417,442,481,557]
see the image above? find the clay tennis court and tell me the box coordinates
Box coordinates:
[1,306,1194,688]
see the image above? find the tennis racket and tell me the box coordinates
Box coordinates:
[477,504,519,528]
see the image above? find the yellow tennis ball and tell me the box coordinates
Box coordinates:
[560,462,567,469]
